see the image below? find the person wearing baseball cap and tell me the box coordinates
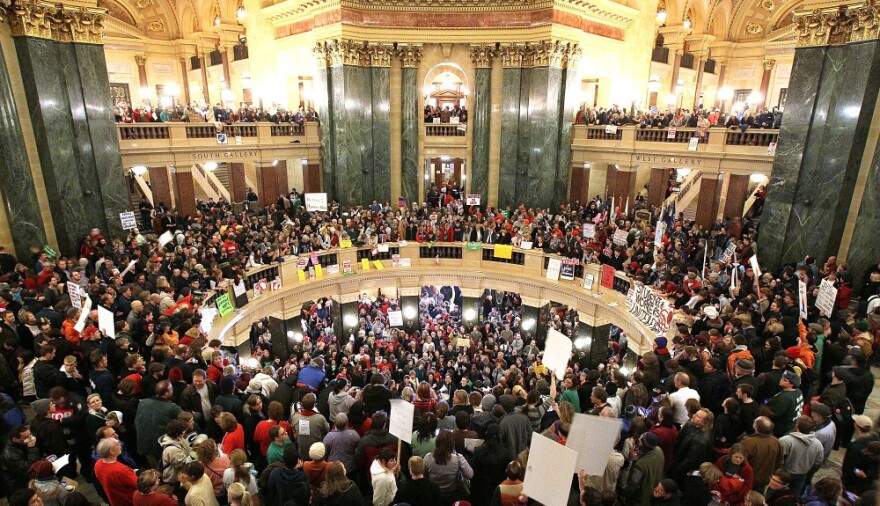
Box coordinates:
[765,370,803,437]
[808,402,836,463]
[843,414,879,496]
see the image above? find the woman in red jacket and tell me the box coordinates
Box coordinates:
[713,443,754,506]
[219,412,246,456]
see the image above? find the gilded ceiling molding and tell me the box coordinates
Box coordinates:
[498,40,579,68]
[793,3,880,47]
[470,44,495,68]
[0,0,107,43]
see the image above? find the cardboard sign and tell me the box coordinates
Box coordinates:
[340,239,352,248]
[560,263,575,281]
[74,295,92,333]
[466,194,481,205]
[798,280,809,320]
[311,252,320,266]
[361,258,370,271]
[456,337,471,348]
[612,229,628,246]
[767,142,777,156]
[270,278,282,290]
[378,244,389,253]
[583,273,595,290]
[654,221,666,249]
[688,137,699,151]
[523,433,578,506]
[297,269,306,282]
[372,260,384,270]
[544,329,573,380]
[388,310,403,327]
[566,414,624,475]
[604,125,618,134]
[120,211,137,230]
[304,193,328,212]
[816,279,838,316]
[98,306,115,338]
[520,241,533,250]
[626,283,674,335]
[749,254,762,277]
[68,283,82,309]
[466,242,482,251]
[546,258,562,281]
[667,128,677,139]
[216,293,234,317]
[158,230,174,248]
[400,258,411,267]
[600,264,616,289]
[494,244,513,259]
[342,260,354,275]
[392,255,400,268]
[389,399,415,444]
[583,223,596,239]
[315,264,323,278]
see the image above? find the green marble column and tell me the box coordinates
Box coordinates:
[556,64,580,206]
[514,67,532,205]
[499,67,522,209]
[0,35,48,258]
[313,67,335,198]
[370,66,391,204]
[848,137,880,288]
[523,66,564,208]
[471,67,490,200]
[400,67,419,205]
[758,40,880,272]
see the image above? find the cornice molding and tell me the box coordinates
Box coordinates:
[0,0,107,43]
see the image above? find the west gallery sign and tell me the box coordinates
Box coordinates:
[633,153,705,166]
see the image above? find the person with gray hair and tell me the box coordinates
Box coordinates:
[323,412,361,476]
[94,437,138,506]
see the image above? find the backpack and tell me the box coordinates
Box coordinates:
[0,393,26,432]
[833,397,854,426]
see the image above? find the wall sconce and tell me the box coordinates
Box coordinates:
[237,5,246,20]
[684,17,692,29]
[656,8,667,24]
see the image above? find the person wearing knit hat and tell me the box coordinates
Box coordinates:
[309,442,326,461]
[622,431,665,506]
[303,442,331,500]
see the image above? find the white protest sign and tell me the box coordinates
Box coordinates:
[654,221,666,249]
[522,433,579,506]
[667,128,677,139]
[546,258,562,281]
[466,194,481,205]
[158,230,174,248]
[233,281,247,298]
[566,414,624,475]
[798,280,809,320]
[520,241,533,250]
[544,329,573,380]
[305,193,328,212]
[612,228,628,246]
[389,399,414,444]
[626,283,674,335]
[604,125,618,135]
[98,306,115,338]
[749,254,762,277]
[74,295,92,333]
[298,419,310,436]
[816,279,838,316]
[51,454,70,474]
[463,438,484,453]
[119,260,137,279]
[720,242,736,263]
[583,223,596,239]
[388,310,403,328]
[67,283,82,309]
[120,211,137,230]
[688,137,699,151]
[199,307,218,334]
[767,142,777,156]
[378,244,389,253]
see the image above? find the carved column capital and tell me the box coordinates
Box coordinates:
[398,44,422,68]
[499,44,525,68]
[791,5,880,47]
[369,44,394,67]
[1,0,106,43]
[762,59,776,71]
[470,44,495,68]
[4,0,54,39]
[498,41,579,68]
[135,55,147,66]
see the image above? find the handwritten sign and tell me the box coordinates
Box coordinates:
[466,194,481,205]
[566,414,623,475]
[523,433,578,506]
[494,244,513,259]
[816,279,838,316]
[304,193,328,212]
[720,242,736,263]
[98,306,115,338]
[626,283,674,335]
[340,239,352,248]
[654,221,666,249]
[342,260,354,275]
[798,279,809,320]
[216,293,234,317]
[119,211,137,230]
[372,260,384,270]
[466,242,482,251]
[688,137,699,151]
[612,229,628,246]
[546,258,562,281]
[361,258,370,271]
[600,264,616,289]
[544,329,573,380]
[388,310,403,327]
[389,399,414,444]
[583,223,595,239]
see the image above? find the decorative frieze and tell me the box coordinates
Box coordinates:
[0,0,107,43]
[793,3,880,47]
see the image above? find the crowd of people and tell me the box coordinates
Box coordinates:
[0,182,879,506]
[114,101,318,125]
[423,105,468,124]
[575,105,783,131]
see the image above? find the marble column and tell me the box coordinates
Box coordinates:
[589,323,611,370]
[228,162,247,202]
[135,55,148,95]
[148,166,174,210]
[400,66,419,205]
[313,66,335,198]
[471,47,493,201]
[329,64,375,206]
[695,175,722,228]
[555,63,580,206]
[180,59,191,104]
[758,37,880,272]
[758,60,775,110]
[174,169,196,218]
[723,173,750,220]
[371,66,391,204]
[0,35,47,257]
[499,67,522,209]
[847,138,880,288]
[647,168,667,207]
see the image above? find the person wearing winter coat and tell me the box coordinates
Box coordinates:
[370,448,400,506]
[160,419,194,485]
[622,432,665,506]
[801,476,845,506]
[2,425,41,494]
[714,444,754,506]
[313,461,366,506]
[779,416,824,497]
[671,409,714,484]
[328,378,357,419]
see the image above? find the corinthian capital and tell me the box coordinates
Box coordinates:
[470,44,495,68]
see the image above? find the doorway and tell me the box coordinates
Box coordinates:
[424,157,466,195]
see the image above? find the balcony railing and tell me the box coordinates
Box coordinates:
[725,129,779,146]
[636,127,709,143]
[425,123,466,136]
[118,121,305,142]
[270,124,305,136]
[573,125,779,158]
[586,127,623,140]
[118,124,170,140]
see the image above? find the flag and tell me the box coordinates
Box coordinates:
[163,294,193,316]
[665,200,676,231]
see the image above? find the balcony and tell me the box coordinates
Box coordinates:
[117,121,320,167]
[571,125,778,173]
[425,123,467,136]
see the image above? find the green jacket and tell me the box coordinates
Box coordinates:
[625,446,665,506]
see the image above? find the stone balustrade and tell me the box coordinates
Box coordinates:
[425,123,467,136]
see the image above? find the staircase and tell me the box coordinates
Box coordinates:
[192,164,231,203]
[214,164,230,191]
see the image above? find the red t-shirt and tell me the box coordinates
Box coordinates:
[254,420,293,456]
[133,491,177,506]
[94,460,138,506]
[222,424,246,455]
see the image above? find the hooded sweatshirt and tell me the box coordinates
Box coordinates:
[371,459,398,506]
[779,431,824,474]
[328,391,356,419]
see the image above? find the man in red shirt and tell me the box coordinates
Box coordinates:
[223,234,239,256]
[94,438,138,506]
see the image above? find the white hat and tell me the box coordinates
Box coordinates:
[704,306,718,319]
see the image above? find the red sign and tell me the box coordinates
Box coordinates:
[601,264,616,289]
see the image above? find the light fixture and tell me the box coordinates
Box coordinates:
[574,337,592,349]
[140,87,151,99]
[222,89,234,103]
[245,358,260,369]
[463,308,477,321]
[403,306,417,319]
[750,173,768,183]
[214,15,221,26]
[717,87,734,101]
[747,91,763,105]
[344,314,358,328]
[294,333,303,343]
[130,166,147,176]
[648,77,661,93]
[522,318,536,331]
[204,162,218,171]
[287,330,294,338]
[619,366,630,376]
[675,80,684,95]
[665,93,677,106]
[237,5,246,19]
[165,83,180,97]
[683,16,691,29]
[656,7,667,24]
[272,159,279,166]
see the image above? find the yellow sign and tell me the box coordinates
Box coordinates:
[340,239,352,248]
[315,264,323,278]
[362,258,370,271]
[373,260,384,270]
[297,269,306,282]
[494,244,513,259]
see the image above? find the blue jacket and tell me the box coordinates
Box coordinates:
[297,365,326,392]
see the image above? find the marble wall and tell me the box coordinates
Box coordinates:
[0,37,47,258]
[759,42,880,273]
[498,68,522,209]
[314,68,335,199]
[400,68,419,206]
[471,68,491,200]
[371,67,391,204]
[847,134,880,288]
[13,37,128,253]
